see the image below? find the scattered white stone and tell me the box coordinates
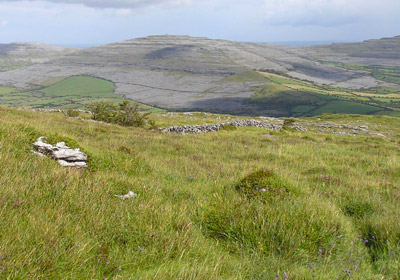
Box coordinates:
[263,134,274,138]
[115,190,138,200]
[332,131,348,136]
[370,133,385,138]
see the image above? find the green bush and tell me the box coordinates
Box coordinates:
[282,118,296,129]
[86,100,154,128]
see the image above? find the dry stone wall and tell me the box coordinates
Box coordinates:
[162,119,283,134]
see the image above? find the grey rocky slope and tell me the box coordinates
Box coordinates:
[0,35,399,112]
[0,42,78,70]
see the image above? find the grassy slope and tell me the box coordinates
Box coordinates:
[1,107,400,279]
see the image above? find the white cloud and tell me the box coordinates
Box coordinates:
[115,8,132,16]
[0,0,398,44]
[261,0,400,26]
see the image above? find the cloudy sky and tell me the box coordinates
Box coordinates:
[0,0,399,46]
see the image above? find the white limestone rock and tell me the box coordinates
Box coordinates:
[52,148,87,161]
[32,137,88,168]
[57,160,88,168]
[33,136,54,154]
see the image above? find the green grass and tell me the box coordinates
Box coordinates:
[0,107,400,278]
[224,70,267,83]
[311,101,382,115]
[292,105,316,113]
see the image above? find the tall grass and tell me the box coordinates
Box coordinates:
[0,107,399,279]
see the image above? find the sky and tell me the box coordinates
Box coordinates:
[0,0,399,46]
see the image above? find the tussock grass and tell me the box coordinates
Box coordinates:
[0,107,399,278]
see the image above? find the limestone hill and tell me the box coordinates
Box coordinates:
[0,36,399,116]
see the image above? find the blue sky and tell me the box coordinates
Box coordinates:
[0,0,399,46]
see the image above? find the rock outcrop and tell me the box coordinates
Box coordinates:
[32,137,88,168]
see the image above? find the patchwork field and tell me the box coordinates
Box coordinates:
[250,72,400,117]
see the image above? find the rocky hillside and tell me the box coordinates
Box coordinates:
[0,42,78,70]
[0,36,399,114]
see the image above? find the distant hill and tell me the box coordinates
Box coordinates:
[0,42,78,71]
[313,36,400,60]
[0,35,399,116]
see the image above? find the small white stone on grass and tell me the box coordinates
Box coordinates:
[115,191,138,200]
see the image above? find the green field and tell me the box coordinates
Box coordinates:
[42,76,115,98]
[292,105,316,113]
[0,76,165,113]
[321,62,400,86]
[0,76,123,109]
[0,86,16,94]
[249,82,384,117]
[224,70,267,83]
[252,71,399,117]
[1,107,400,279]
[311,100,382,115]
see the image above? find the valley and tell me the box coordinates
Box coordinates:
[0,35,399,117]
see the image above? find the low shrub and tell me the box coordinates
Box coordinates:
[282,118,296,129]
[66,109,79,117]
[86,100,155,128]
